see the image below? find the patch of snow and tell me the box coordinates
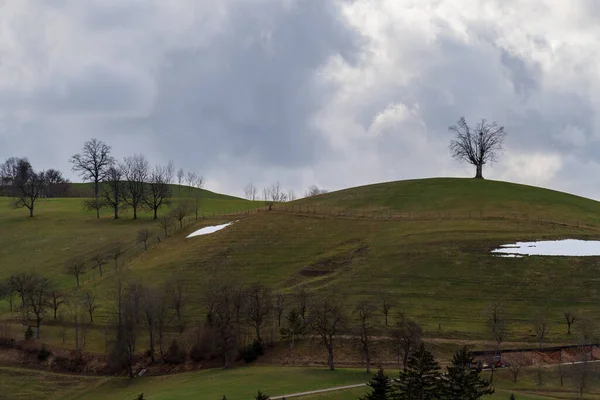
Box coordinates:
[186,221,236,238]
[496,254,524,258]
[492,239,600,257]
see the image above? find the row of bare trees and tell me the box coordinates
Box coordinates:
[0,157,72,216]
[0,272,97,346]
[243,182,328,203]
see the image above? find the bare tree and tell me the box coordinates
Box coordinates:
[508,353,527,383]
[83,198,106,219]
[449,117,507,179]
[49,290,65,320]
[13,159,46,217]
[8,272,33,309]
[91,253,108,276]
[210,282,238,368]
[287,189,296,202]
[244,183,258,201]
[23,274,50,339]
[305,185,328,197]
[137,228,152,251]
[70,138,114,198]
[121,154,149,219]
[172,204,188,228]
[66,290,86,353]
[177,168,185,189]
[382,297,394,328]
[293,286,310,324]
[167,275,187,334]
[308,295,346,371]
[141,285,158,362]
[564,311,576,335]
[533,315,549,350]
[64,256,87,287]
[354,301,377,373]
[83,291,97,323]
[102,166,126,219]
[570,343,594,398]
[246,284,272,343]
[145,164,172,219]
[44,168,70,197]
[165,160,175,184]
[186,171,198,188]
[109,241,124,269]
[274,292,286,327]
[158,215,173,238]
[391,319,422,371]
[487,302,507,355]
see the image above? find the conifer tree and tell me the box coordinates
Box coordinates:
[396,343,443,400]
[443,347,494,399]
[360,367,397,400]
[255,390,269,400]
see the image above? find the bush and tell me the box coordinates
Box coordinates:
[164,340,186,364]
[240,339,266,364]
[24,326,33,341]
[37,345,52,361]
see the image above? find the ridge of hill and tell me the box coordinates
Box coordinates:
[292,178,600,225]
[68,182,244,201]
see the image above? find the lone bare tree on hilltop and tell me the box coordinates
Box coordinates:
[449,117,507,179]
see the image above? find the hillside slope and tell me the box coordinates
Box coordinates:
[2,178,600,351]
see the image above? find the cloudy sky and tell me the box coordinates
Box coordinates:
[0,0,598,199]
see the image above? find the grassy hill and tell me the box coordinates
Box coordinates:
[292,178,600,226]
[2,178,600,361]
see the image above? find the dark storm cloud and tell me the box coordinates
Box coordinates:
[143,0,363,170]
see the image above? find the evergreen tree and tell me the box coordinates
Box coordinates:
[255,390,269,400]
[360,367,397,400]
[396,343,443,400]
[443,347,494,399]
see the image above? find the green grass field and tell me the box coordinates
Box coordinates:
[2,363,600,400]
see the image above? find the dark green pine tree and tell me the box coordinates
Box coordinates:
[360,367,397,400]
[443,347,494,400]
[255,390,269,400]
[396,342,443,400]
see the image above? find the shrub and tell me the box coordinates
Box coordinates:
[165,340,186,364]
[24,326,33,341]
[37,345,52,361]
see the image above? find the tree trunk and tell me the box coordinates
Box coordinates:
[475,163,483,179]
[114,206,119,220]
[94,181,99,199]
[54,308,57,320]
[36,320,40,339]
[568,323,572,334]
[327,344,335,371]
[149,330,155,362]
[29,206,34,217]
[365,344,371,373]
[75,314,79,352]
[89,310,94,323]
[76,276,79,287]
[96,207,100,219]
[153,208,157,220]
[133,206,137,220]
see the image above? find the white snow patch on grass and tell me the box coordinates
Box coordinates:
[186,221,236,238]
[492,239,600,257]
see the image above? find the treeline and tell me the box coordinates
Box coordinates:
[243,181,328,204]
[0,138,204,218]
